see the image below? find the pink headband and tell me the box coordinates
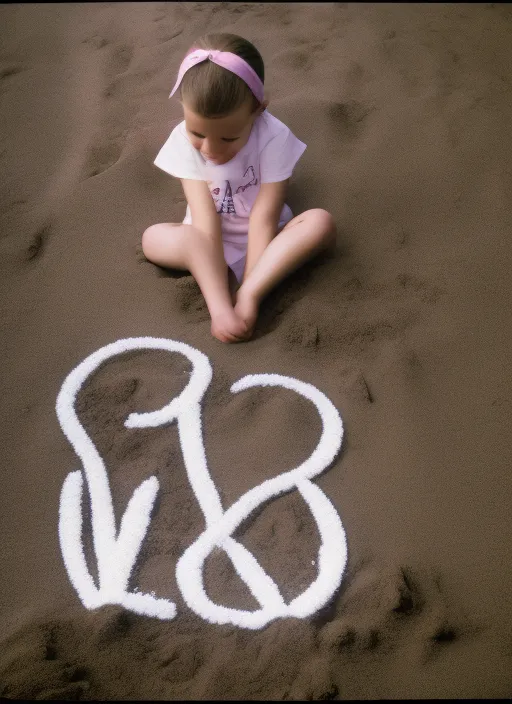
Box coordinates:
[169,48,264,104]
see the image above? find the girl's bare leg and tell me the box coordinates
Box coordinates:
[234,209,336,339]
[228,267,240,305]
[141,223,248,343]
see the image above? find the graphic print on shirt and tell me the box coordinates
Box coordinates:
[208,167,259,216]
[235,166,258,195]
[206,180,221,211]
[219,182,236,214]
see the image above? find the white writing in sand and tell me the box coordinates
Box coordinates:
[56,337,348,629]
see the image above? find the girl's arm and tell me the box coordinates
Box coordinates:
[180,179,248,342]
[243,180,289,281]
[180,178,222,241]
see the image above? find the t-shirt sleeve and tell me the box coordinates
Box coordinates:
[259,128,307,183]
[154,125,204,180]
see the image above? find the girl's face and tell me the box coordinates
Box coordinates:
[181,98,268,165]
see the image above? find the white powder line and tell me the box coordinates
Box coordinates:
[56,337,348,629]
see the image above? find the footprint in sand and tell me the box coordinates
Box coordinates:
[278,262,441,360]
[323,58,376,149]
[285,563,482,698]
[109,43,134,76]
[274,47,314,72]
[327,99,375,141]
[80,40,136,180]
[262,70,371,167]
[316,562,479,662]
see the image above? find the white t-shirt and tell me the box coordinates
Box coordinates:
[154,110,307,229]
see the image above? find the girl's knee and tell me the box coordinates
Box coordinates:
[141,225,159,260]
[141,223,194,271]
[141,223,174,260]
[309,209,337,249]
[311,208,336,231]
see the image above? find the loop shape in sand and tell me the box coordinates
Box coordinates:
[56,337,347,628]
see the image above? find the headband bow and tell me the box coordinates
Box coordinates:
[170,48,264,104]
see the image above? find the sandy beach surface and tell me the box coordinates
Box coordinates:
[1,2,511,699]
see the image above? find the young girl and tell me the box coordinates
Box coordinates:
[142,33,336,343]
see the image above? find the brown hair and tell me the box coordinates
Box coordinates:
[178,33,265,118]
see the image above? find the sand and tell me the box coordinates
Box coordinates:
[1,1,511,699]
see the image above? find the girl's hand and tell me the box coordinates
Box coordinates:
[211,308,249,343]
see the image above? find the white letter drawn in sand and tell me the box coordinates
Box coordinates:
[56,337,347,629]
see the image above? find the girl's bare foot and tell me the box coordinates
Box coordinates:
[210,307,248,343]
[233,287,260,340]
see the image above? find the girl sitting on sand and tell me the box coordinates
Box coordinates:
[142,33,336,343]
